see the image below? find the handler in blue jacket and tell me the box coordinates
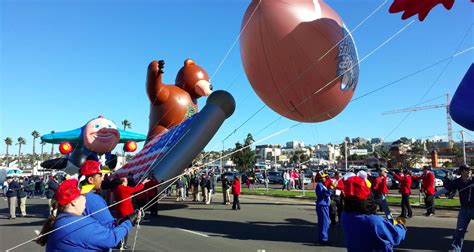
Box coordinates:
[341,175,406,252]
[315,172,332,245]
[36,178,137,251]
[79,160,117,228]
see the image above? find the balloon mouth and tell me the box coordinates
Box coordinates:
[195,80,213,96]
[90,129,119,143]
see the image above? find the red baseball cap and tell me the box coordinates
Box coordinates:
[344,176,371,200]
[80,160,111,176]
[55,179,92,206]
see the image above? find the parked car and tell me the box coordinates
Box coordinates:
[268,171,283,184]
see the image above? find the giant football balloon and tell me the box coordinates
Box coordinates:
[450,64,474,131]
[240,0,359,122]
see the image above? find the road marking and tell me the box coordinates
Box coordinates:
[177,228,209,237]
[257,250,266,252]
[34,230,40,235]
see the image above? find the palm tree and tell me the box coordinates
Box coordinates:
[31,130,40,156]
[121,120,132,159]
[40,140,46,161]
[17,137,26,167]
[4,137,13,166]
[121,119,132,131]
[50,130,55,156]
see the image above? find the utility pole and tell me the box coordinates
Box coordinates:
[345,140,348,171]
[461,131,467,165]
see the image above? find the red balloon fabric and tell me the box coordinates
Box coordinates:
[389,0,455,21]
[240,0,359,122]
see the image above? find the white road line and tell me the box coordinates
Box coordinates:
[34,230,40,235]
[177,228,209,237]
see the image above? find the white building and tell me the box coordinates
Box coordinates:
[313,144,341,161]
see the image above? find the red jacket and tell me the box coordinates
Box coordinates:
[373,176,389,194]
[392,173,412,195]
[413,172,435,196]
[335,178,345,197]
[136,179,159,200]
[232,179,241,195]
[113,183,144,219]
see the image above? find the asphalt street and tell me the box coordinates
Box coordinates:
[0,194,473,252]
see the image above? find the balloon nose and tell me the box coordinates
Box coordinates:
[209,84,213,91]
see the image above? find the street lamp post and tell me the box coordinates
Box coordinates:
[345,140,348,171]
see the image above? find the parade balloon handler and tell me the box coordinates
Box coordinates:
[113,177,150,249]
[412,166,436,216]
[315,172,333,245]
[373,168,393,220]
[432,165,473,251]
[35,178,139,251]
[342,176,406,252]
[391,169,413,218]
[79,160,117,229]
[232,176,241,210]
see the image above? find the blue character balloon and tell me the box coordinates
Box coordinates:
[450,64,474,131]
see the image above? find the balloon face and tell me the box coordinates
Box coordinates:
[240,0,359,122]
[450,64,474,131]
[83,118,120,154]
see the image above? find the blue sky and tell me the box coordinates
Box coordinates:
[1,0,473,155]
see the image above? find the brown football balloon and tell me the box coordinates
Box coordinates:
[240,0,359,122]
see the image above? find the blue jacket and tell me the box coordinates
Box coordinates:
[46,212,132,252]
[83,192,116,228]
[341,212,406,252]
[6,181,20,198]
[315,182,331,206]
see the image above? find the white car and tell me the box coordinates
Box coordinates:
[435,178,443,187]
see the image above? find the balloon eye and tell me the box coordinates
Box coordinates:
[94,124,100,128]
[108,125,112,128]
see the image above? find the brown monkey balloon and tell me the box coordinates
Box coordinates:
[146,59,213,141]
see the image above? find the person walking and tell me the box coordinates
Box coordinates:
[232,176,241,210]
[412,166,436,216]
[391,169,413,218]
[282,170,290,191]
[18,177,28,217]
[6,176,20,219]
[373,168,393,219]
[36,178,136,251]
[315,173,332,245]
[433,165,473,251]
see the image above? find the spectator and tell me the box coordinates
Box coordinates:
[6,176,20,219]
[206,175,214,204]
[232,176,241,210]
[46,176,59,213]
[433,165,473,251]
[412,166,436,216]
[282,171,290,191]
[222,174,231,205]
[18,177,28,217]
[176,177,185,202]
[192,173,201,202]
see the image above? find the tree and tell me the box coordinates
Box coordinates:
[231,133,255,172]
[374,148,391,168]
[31,130,40,157]
[17,137,26,167]
[121,119,132,131]
[442,161,453,167]
[4,137,13,166]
